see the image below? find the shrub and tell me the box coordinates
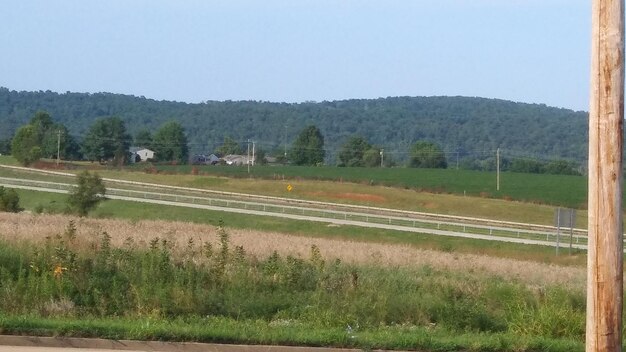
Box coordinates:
[0,186,22,212]
[67,171,106,216]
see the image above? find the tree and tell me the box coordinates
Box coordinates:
[289,125,325,166]
[134,129,153,149]
[29,110,54,143]
[11,125,41,166]
[544,159,581,175]
[10,111,79,164]
[338,136,370,167]
[29,110,61,158]
[510,159,544,174]
[255,148,268,165]
[363,148,382,167]
[0,139,10,155]
[61,131,82,160]
[67,171,106,216]
[409,141,447,168]
[81,116,131,166]
[152,121,189,163]
[40,124,81,160]
[0,186,22,212]
[215,136,242,156]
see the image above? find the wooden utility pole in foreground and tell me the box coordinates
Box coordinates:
[586,0,624,351]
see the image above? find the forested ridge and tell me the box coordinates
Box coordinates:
[0,87,588,164]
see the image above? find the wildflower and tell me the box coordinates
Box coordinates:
[53,264,67,278]
[29,263,39,273]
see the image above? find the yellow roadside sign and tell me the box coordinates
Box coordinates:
[287,184,293,192]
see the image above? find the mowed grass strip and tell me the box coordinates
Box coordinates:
[0,315,584,352]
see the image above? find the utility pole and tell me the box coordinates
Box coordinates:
[380,149,384,168]
[252,141,255,166]
[56,129,62,166]
[284,125,288,159]
[496,148,500,191]
[247,139,251,174]
[456,150,459,170]
[587,0,624,351]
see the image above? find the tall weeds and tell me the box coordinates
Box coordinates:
[0,220,592,341]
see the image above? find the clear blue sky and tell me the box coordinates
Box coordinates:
[1,0,591,111]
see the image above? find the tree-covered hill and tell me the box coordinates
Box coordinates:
[0,87,588,164]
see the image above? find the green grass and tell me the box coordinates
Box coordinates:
[0,315,584,352]
[0,167,75,184]
[0,155,20,166]
[15,189,69,213]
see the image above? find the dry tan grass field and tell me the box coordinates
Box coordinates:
[0,212,585,291]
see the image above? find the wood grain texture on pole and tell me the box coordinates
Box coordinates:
[587,0,624,351]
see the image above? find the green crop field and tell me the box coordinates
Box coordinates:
[126,163,590,208]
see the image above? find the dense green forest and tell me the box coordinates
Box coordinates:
[0,87,588,166]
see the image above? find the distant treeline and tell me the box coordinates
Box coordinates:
[0,87,589,169]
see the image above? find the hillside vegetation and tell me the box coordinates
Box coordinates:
[0,88,588,165]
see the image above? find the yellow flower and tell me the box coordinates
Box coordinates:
[53,264,66,278]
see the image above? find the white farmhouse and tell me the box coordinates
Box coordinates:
[130,147,155,163]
